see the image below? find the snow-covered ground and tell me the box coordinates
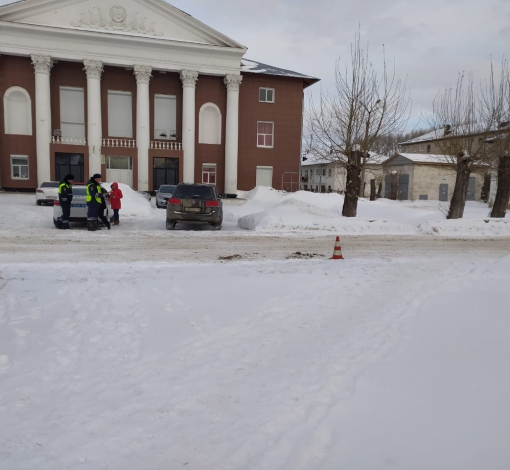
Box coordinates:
[0,188,509,469]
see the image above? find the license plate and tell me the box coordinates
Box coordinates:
[72,204,86,208]
[46,196,56,200]
[185,207,201,212]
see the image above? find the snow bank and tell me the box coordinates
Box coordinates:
[103,182,151,218]
[232,187,509,237]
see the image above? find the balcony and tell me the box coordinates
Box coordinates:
[102,138,136,148]
[52,136,87,145]
[150,141,182,150]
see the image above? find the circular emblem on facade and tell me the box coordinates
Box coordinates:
[110,5,127,24]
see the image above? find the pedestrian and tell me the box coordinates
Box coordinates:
[57,174,74,230]
[86,173,110,231]
[98,183,111,230]
[109,182,123,226]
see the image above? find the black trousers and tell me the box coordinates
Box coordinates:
[61,201,71,229]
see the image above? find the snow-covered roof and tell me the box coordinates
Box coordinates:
[395,153,451,164]
[400,122,510,145]
[301,153,388,167]
[241,59,319,88]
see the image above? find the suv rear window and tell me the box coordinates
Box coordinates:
[173,185,215,199]
[40,182,59,188]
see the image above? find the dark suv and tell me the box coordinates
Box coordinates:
[166,183,223,230]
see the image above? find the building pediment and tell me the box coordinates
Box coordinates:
[0,0,245,49]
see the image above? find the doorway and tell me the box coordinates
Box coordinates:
[55,153,84,182]
[439,183,449,201]
[466,176,476,201]
[153,157,179,191]
[256,166,273,187]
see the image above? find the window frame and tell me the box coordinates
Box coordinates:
[259,87,275,103]
[11,154,29,180]
[202,163,217,184]
[3,86,33,136]
[257,121,274,148]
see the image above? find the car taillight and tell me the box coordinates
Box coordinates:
[206,201,219,207]
[53,200,60,206]
[168,198,181,204]
[36,190,44,193]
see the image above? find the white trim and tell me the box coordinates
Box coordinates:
[199,102,222,145]
[201,163,217,184]
[3,86,33,135]
[10,154,29,180]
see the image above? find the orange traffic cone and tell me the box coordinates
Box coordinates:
[330,236,344,260]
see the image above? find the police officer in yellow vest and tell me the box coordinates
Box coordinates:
[86,173,106,231]
[58,174,74,230]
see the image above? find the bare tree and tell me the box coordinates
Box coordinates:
[428,73,494,219]
[480,60,510,218]
[307,30,410,217]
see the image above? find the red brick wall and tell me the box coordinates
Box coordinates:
[195,75,227,190]
[238,73,304,191]
[0,56,37,190]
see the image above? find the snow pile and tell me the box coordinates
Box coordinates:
[231,187,510,237]
[103,182,151,218]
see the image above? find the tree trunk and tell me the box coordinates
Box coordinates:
[342,152,362,217]
[370,179,376,201]
[490,155,510,218]
[447,158,471,219]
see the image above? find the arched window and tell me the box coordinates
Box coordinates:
[199,103,221,145]
[4,86,32,135]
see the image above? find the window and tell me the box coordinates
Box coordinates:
[199,103,221,144]
[322,168,326,176]
[257,121,274,148]
[316,169,320,175]
[259,88,275,103]
[4,86,32,135]
[154,94,177,140]
[202,164,216,184]
[328,169,332,177]
[11,155,29,179]
[60,87,85,139]
[427,144,431,153]
[108,91,133,138]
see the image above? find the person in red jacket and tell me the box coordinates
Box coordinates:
[109,182,124,226]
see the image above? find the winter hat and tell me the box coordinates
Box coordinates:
[92,173,101,179]
[64,174,75,181]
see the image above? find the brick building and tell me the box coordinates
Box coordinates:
[0,0,318,192]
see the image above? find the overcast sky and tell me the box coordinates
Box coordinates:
[1,0,509,129]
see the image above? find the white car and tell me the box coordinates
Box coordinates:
[53,184,111,227]
[36,181,60,205]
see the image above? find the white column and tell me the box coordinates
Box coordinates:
[134,65,152,191]
[31,55,52,185]
[83,60,103,177]
[224,74,243,194]
[180,70,198,183]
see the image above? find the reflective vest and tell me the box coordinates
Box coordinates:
[86,182,102,204]
[58,182,71,195]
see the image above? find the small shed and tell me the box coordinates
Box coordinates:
[382,153,488,201]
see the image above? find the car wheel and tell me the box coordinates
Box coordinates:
[36,200,42,206]
[156,203,161,209]
[212,223,222,231]
[166,220,176,230]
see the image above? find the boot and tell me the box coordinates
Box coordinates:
[61,220,70,230]
[114,220,119,226]
[87,219,96,231]
[106,221,111,230]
